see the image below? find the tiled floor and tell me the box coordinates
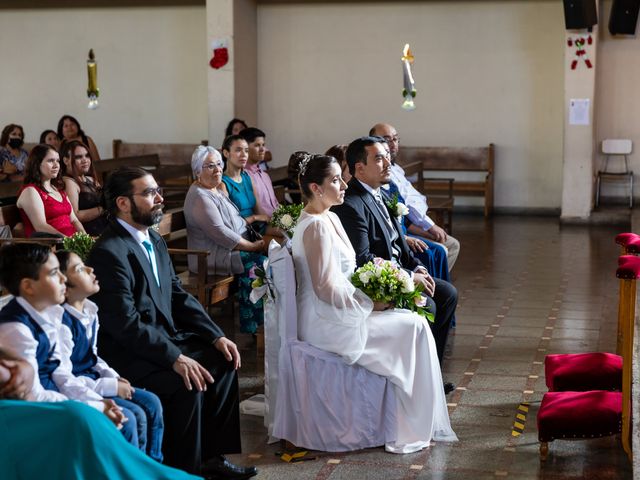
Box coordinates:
[221,214,632,479]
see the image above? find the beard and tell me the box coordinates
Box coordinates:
[131,199,164,227]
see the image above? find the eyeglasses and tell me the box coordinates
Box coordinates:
[383,135,400,143]
[202,163,222,171]
[131,187,163,198]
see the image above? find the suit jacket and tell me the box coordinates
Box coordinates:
[87,219,224,381]
[332,178,421,271]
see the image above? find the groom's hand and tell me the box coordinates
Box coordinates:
[414,272,436,297]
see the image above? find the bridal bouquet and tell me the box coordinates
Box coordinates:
[270,203,304,238]
[351,258,434,322]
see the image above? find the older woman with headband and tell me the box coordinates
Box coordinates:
[183,146,267,335]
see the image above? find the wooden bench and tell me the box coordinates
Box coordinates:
[0,181,21,206]
[0,204,63,247]
[113,139,208,166]
[399,144,495,217]
[93,154,161,184]
[400,161,454,233]
[156,208,234,308]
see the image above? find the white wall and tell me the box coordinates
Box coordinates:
[257,1,565,209]
[596,0,640,201]
[0,6,208,158]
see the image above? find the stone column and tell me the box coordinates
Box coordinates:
[205,0,257,148]
[560,27,599,221]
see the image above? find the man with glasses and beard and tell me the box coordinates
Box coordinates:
[369,123,460,270]
[87,167,257,480]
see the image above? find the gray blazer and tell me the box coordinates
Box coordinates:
[183,184,248,275]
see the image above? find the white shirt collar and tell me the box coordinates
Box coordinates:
[116,217,151,245]
[63,299,98,321]
[356,178,380,197]
[15,296,64,329]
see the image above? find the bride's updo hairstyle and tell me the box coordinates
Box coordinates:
[295,153,338,199]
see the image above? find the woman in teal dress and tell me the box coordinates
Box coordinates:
[0,348,201,480]
[221,134,276,237]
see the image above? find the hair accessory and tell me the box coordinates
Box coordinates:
[298,153,312,177]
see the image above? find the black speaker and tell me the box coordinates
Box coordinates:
[563,0,598,29]
[609,0,640,35]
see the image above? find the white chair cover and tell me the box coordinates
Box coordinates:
[264,240,397,451]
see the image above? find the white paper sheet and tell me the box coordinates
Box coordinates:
[569,98,590,125]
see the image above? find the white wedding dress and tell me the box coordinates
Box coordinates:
[292,211,457,453]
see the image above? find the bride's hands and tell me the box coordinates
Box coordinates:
[372,301,392,311]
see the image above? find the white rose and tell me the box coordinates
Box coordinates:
[374,266,384,278]
[395,202,409,217]
[401,278,414,293]
[359,272,371,284]
[280,214,293,228]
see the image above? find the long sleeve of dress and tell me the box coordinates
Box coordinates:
[302,219,373,326]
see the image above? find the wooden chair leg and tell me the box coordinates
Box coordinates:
[540,442,549,461]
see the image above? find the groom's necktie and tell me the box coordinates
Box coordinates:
[373,192,401,261]
[142,239,160,286]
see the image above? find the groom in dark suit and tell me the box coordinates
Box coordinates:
[87,166,256,479]
[332,137,458,378]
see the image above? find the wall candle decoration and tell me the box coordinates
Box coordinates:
[401,44,417,111]
[87,49,99,109]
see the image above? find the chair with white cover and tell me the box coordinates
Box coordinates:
[596,139,633,208]
[263,240,397,451]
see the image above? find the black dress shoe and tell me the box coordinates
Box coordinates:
[202,456,257,479]
[443,382,456,395]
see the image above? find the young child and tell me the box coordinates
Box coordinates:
[0,243,125,426]
[54,250,165,463]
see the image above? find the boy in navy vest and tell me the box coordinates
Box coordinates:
[0,243,125,425]
[54,250,165,462]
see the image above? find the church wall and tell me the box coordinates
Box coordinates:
[0,6,208,158]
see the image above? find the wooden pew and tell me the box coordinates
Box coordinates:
[112,139,208,166]
[93,154,161,184]
[401,160,454,233]
[399,144,495,217]
[156,208,234,308]
[0,204,62,247]
[0,181,21,206]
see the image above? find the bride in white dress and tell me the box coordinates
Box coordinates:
[291,153,457,454]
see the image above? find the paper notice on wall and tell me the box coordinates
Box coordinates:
[569,99,590,125]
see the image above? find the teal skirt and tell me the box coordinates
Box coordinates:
[0,400,202,480]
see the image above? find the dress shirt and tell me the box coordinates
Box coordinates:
[117,218,160,283]
[388,163,435,230]
[245,162,279,217]
[59,301,119,397]
[0,298,102,410]
[357,179,401,261]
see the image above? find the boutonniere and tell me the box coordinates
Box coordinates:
[386,193,409,219]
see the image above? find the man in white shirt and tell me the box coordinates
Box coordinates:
[370,123,460,269]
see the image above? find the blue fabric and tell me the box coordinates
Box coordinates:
[113,389,165,463]
[0,299,60,391]
[0,400,201,480]
[222,171,257,218]
[385,182,450,281]
[61,311,99,380]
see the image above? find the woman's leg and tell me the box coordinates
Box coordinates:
[129,388,165,463]
[237,251,267,334]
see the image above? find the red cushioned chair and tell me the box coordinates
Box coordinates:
[538,255,638,460]
[544,352,622,392]
[544,234,640,392]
